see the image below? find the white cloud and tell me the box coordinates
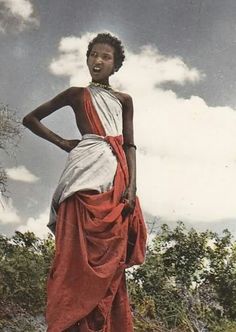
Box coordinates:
[49,32,96,85]
[0,0,39,33]
[1,0,33,19]
[49,32,236,224]
[134,89,236,223]
[49,33,201,89]
[17,208,50,238]
[6,165,39,182]
[0,194,21,224]
[113,45,202,94]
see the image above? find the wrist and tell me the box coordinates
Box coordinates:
[56,137,66,150]
[128,182,137,191]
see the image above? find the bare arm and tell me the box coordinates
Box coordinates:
[122,93,137,214]
[22,87,80,152]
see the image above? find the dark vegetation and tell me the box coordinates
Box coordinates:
[0,223,236,331]
[0,104,22,195]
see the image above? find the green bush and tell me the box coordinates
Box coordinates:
[0,224,236,331]
[0,231,54,314]
[129,222,236,331]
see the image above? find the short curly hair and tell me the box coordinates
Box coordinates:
[86,33,125,72]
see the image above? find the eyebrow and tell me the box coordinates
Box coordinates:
[91,51,112,55]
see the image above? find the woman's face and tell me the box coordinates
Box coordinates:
[87,43,115,83]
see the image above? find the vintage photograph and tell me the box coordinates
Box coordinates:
[0,1,236,331]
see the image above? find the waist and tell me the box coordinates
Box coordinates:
[81,133,105,141]
[81,133,123,145]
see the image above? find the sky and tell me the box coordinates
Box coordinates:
[1,0,236,239]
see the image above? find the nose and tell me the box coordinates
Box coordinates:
[95,56,103,64]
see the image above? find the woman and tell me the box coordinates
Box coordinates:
[23,33,146,332]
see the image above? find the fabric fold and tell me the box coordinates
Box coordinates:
[46,86,147,332]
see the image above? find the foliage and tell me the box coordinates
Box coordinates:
[0,104,22,151]
[0,224,236,331]
[0,301,45,332]
[0,104,22,194]
[128,222,236,331]
[0,231,54,314]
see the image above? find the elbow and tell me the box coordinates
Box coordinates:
[22,114,36,128]
[22,115,30,128]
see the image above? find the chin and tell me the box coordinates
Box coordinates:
[92,78,108,83]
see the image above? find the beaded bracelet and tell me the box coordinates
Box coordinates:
[123,143,137,150]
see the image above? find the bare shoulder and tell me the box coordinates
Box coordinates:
[66,86,84,105]
[113,91,133,108]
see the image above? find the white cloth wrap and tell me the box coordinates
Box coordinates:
[88,85,123,136]
[48,86,123,231]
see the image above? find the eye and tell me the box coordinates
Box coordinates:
[103,54,112,61]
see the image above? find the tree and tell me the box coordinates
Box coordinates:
[0,231,55,312]
[0,103,22,194]
[0,231,54,331]
[0,226,236,331]
[129,222,236,331]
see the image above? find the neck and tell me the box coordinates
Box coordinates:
[93,78,109,84]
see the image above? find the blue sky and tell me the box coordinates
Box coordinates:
[1,0,236,238]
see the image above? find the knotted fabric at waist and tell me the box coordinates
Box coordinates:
[81,134,129,186]
[81,133,123,146]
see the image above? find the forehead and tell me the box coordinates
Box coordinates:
[90,43,115,55]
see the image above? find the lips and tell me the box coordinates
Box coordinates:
[93,65,102,73]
